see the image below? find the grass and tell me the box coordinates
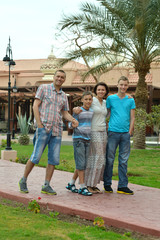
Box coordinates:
[0,142,159,189]
[112,148,160,188]
[0,200,136,240]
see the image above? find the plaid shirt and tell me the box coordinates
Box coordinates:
[35,83,69,136]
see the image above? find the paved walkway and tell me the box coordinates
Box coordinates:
[0,159,160,237]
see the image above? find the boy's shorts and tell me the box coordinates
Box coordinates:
[73,139,90,170]
[30,127,61,165]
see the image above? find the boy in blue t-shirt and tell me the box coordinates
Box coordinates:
[66,91,94,196]
[103,76,135,195]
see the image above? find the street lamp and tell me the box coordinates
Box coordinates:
[12,79,17,139]
[3,37,16,150]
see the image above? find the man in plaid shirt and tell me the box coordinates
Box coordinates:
[19,70,78,195]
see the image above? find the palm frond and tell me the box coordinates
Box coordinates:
[58,0,160,78]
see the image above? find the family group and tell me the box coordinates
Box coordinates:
[19,70,135,197]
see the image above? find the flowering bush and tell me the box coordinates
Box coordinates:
[93,216,104,228]
[28,199,40,213]
[16,155,29,164]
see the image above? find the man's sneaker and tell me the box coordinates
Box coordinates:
[78,187,92,196]
[104,185,113,193]
[19,179,29,193]
[41,185,57,195]
[66,183,78,193]
[117,187,134,195]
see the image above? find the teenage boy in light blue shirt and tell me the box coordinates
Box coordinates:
[103,76,135,195]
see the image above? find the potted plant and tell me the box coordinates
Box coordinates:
[16,114,32,145]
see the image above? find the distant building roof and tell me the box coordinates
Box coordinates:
[128,72,152,84]
[72,74,96,84]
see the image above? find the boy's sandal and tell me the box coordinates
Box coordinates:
[71,187,78,193]
[66,183,78,193]
[79,187,92,196]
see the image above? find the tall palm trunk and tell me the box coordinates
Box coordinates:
[133,70,148,149]
[133,112,146,149]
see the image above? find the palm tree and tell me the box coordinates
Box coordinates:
[59,0,160,149]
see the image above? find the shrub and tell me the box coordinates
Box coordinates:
[0,139,15,148]
[28,200,40,213]
[16,114,31,145]
[93,216,105,228]
[1,139,7,148]
[16,155,29,164]
[18,135,30,145]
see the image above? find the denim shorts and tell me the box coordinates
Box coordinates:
[30,127,61,165]
[73,139,90,170]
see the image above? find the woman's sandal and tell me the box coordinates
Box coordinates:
[92,186,102,194]
[66,183,78,193]
[78,187,92,196]
[87,186,98,194]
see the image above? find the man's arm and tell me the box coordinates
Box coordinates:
[62,110,79,128]
[33,98,44,128]
[129,109,135,135]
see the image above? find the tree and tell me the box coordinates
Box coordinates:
[147,105,160,145]
[55,25,120,82]
[55,26,99,82]
[58,0,160,149]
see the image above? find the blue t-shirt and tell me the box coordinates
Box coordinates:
[69,107,94,141]
[107,94,135,132]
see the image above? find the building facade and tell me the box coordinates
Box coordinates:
[0,49,160,135]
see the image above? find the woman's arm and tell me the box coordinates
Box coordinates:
[129,109,135,135]
[73,106,82,115]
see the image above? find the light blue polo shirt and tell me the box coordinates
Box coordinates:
[107,94,136,132]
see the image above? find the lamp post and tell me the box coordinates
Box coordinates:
[3,37,16,150]
[12,79,17,139]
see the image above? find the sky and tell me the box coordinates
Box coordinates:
[0,0,97,61]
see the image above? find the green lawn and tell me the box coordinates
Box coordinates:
[0,142,160,188]
[113,148,160,188]
[0,201,135,240]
